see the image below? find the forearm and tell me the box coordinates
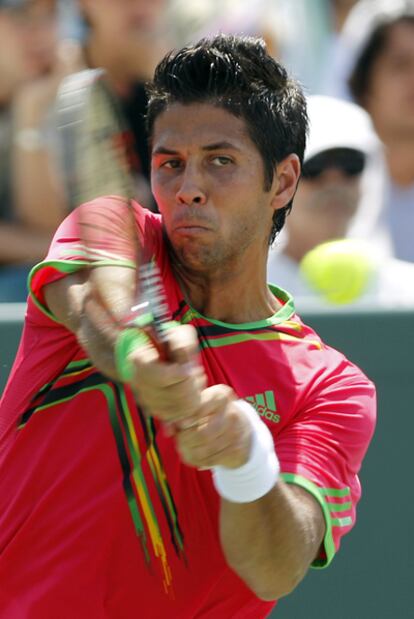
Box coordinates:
[176,398,325,599]
[219,481,325,600]
[75,290,121,381]
[44,267,137,381]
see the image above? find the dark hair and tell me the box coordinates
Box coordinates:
[349,16,414,105]
[146,34,308,244]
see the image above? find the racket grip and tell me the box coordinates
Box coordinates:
[114,321,178,383]
[142,325,171,362]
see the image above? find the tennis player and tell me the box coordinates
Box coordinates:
[0,35,376,618]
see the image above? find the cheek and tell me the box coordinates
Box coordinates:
[150,173,172,206]
[366,71,400,115]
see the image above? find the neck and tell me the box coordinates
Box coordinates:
[171,250,281,324]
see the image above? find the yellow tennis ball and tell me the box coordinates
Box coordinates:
[300,239,377,304]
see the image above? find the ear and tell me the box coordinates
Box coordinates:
[270,154,301,212]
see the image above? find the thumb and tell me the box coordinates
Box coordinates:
[165,324,200,366]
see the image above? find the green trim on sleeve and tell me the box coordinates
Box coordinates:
[320,486,350,498]
[29,260,90,323]
[280,472,336,568]
[28,258,136,323]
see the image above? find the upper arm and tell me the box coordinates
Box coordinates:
[43,264,138,333]
[284,481,326,560]
[276,362,376,568]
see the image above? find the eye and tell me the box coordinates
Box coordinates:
[160,159,182,169]
[211,156,233,166]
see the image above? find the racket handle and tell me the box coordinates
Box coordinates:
[142,322,173,362]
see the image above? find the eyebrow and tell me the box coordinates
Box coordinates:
[152,141,241,156]
[203,141,241,152]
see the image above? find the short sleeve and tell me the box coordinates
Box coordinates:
[276,359,376,568]
[29,196,162,321]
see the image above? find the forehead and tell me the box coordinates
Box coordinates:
[151,102,254,151]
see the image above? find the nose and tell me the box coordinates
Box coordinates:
[175,165,207,206]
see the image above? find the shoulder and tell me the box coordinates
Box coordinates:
[289,315,376,411]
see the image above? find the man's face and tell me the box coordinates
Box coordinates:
[0,0,57,83]
[151,103,279,276]
[364,20,414,141]
[285,153,362,260]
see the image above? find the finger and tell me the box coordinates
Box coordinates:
[165,324,200,365]
[178,408,226,445]
[172,384,234,436]
[130,362,204,420]
[198,384,235,416]
[129,343,196,387]
[134,386,199,418]
[179,433,247,469]
[175,390,252,468]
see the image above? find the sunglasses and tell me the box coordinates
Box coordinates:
[301,148,366,180]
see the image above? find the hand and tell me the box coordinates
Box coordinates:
[174,385,254,470]
[127,324,207,422]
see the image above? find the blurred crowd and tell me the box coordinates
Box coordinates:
[1,0,414,309]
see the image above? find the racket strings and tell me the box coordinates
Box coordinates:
[58,70,185,589]
[78,79,131,204]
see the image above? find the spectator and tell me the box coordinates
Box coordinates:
[340,0,414,262]
[0,0,59,301]
[267,95,414,309]
[13,0,172,224]
[76,0,172,208]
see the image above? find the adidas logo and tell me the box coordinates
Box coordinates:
[245,391,280,424]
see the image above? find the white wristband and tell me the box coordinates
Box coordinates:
[212,400,280,503]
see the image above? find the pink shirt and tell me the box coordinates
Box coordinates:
[0,198,376,618]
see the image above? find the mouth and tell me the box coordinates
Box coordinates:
[173,218,212,231]
[174,224,212,237]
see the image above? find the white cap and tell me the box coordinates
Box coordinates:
[341,0,414,84]
[305,95,379,162]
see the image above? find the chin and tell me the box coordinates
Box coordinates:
[174,245,219,274]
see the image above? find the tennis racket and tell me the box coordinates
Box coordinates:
[55,69,186,591]
[56,68,171,358]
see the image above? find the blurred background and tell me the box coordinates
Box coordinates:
[0,1,413,617]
